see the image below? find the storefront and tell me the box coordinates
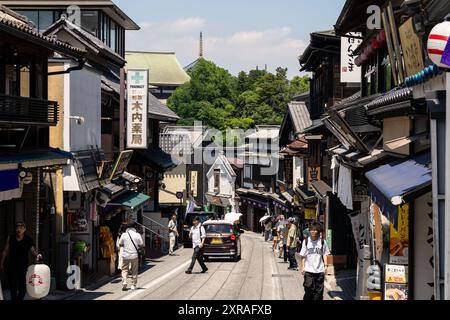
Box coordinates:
[365,152,432,300]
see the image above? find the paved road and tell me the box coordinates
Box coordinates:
[69,231,313,301]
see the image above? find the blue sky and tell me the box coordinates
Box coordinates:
[115,0,346,78]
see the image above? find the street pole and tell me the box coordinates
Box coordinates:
[445,72,450,299]
[120,68,125,152]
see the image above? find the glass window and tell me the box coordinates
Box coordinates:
[16,10,38,29]
[205,224,233,234]
[110,20,117,52]
[38,11,54,32]
[81,10,99,35]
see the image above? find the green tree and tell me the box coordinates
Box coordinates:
[289,75,310,97]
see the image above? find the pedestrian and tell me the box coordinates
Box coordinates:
[278,216,288,261]
[185,217,208,274]
[0,222,41,300]
[264,219,272,242]
[300,222,330,301]
[286,218,299,271]
[168,213,179,256]
[272,225,279,252]
[116,222,129,272]
[118,223,144,291]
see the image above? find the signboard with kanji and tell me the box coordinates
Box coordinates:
[341,33,363,83]
[110,150,134,180]
[399,18,425,77]
[127,69,148,149]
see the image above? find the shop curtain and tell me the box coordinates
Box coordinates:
[337,165,353,210]
[0,169,23,202]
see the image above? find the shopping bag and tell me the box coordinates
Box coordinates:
[26,263,51,299]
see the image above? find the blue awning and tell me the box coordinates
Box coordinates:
[365,152,432,227]
[0,148,73,170]
[0,169,21,201]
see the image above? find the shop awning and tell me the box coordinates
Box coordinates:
[108,192,150,210]
[281,189,295,203]
[366,152,432,226]
[311,180,333,199]
[0,148,72,170]
[295,185,317,204]
[134,148,178,172]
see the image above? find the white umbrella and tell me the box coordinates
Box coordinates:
[225,212,243,222]
[259,215,271,223]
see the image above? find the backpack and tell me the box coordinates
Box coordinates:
[304,237,326,264]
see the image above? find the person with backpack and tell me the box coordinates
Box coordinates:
[286,217,299,271]
[300,222,330,300]
[185,217,208,274]
[118,223,144,291]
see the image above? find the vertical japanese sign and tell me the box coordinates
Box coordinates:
[307,165,321,192]
[398,17,425,77]
[384,264,408,300]
[127,69,148,149]
[190,171,198,197]
[341,33,362,83]
[389,204,409,265]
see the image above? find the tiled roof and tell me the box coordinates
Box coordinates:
[0,5,85,56]
[126,51,191,86]
[148,93,180,122]
[44,17,124,65]
[288,101,313,134]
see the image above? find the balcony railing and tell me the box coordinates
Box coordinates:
[0,94,58,126]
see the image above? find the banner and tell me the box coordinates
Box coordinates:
[389,204,409,265]
[127,69,148,149]
[340,33,362,83]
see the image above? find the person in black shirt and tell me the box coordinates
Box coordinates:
[0,222,40,300]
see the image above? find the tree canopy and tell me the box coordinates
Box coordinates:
[167,58,310,130]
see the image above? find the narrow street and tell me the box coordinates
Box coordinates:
[69,232,316,301]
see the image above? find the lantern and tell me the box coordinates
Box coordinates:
[26,263,51,299]
[427,21,450,68]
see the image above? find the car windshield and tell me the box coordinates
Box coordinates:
[205,224,233,234]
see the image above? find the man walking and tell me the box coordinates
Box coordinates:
[185,217,208,274]
[168,213,179,256]
[286,218,299,271]
[264,219,273,242]
[300,222,330,300]
[0,222,41,300]
[118,223,144,291]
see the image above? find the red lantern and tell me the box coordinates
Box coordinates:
[371,37,380,50]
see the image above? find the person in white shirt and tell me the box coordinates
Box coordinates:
[300,222,331,300]
[118,225,144,291]
[168,213,179,256]
[185,217,208,274]
[264,219,273,242]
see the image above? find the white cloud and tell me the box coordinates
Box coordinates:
[125,18,306,79]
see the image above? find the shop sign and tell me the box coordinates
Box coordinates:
[307,165,321,192]
[190,171,198,197]
[389,204,409,265]
[98,160,114,184]
[384,264,408,300]
[326,229,332,250]
[304,207,316,220]
[127,69,148,149]
[341,32,363,83]
[399,17,425,77]
[110,150,134,181]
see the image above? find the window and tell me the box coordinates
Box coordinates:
[214,169,220,194]
[81,10,99,35]
[38,11,54,32]
[110,20,117,52]
[205,224,233,234]
[244,165,252,179]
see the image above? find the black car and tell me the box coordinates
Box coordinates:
[182,212,213,248]
[203,220,242,262]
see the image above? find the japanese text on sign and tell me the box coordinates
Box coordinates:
[341,33,363,83]
[127,69,148,149]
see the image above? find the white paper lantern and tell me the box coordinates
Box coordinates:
[26,264,51,299]
[428,21,450,68]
